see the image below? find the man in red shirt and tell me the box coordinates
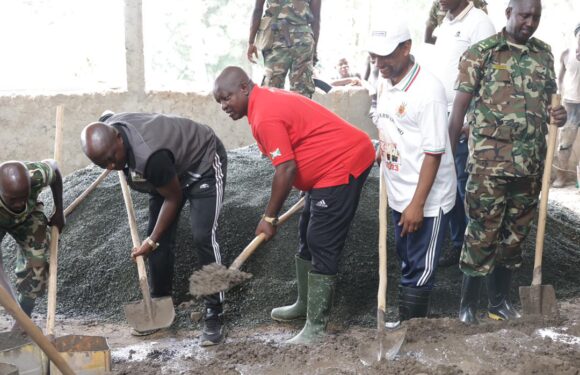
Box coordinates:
[214,66,374,344]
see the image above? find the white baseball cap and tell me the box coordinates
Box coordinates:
[367,19,412,56]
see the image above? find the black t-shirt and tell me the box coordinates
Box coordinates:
[144,150,177,188]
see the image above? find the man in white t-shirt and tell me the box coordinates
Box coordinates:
[433,0,496,267]
[368,19,457,321]
[553,23,580,188]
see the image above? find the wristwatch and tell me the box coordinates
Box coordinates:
[144,237,159,250]
[262,215,279,227]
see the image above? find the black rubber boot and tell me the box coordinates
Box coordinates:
[438,246,461,267]
[200,306,225,346]
[287,272,336,344]
[271,255,311,322]
[486,267,521,321]
[458,274,483,325]
[398,286,431,321]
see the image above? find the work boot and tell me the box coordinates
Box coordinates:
[200,306,225,346]
[552,170,568,188]
[438,246,461,267]
[459,274,483,325]
[287,272,336,345]
[398,286,431,321]
[486,267,521,321]
[271,256,311,322]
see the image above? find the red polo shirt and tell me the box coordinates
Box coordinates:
[247,86,375,191]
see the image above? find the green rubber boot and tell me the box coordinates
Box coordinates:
[271,256,311,322]
[287,272,336,345]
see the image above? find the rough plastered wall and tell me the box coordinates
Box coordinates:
[0,87,376,175]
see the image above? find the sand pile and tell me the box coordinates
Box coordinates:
[1,144,579,327]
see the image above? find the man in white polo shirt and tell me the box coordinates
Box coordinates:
[368,19,456,321]
[433,0,495,267]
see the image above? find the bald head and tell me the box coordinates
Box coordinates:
[0,161,31,212]
[214,66,252,93]
[213,66,254,121]
[80,122,126,170]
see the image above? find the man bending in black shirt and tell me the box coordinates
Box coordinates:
[81,112,227,346]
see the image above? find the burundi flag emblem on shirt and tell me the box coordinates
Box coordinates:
[270,148,282,160]
[396,102,407,118]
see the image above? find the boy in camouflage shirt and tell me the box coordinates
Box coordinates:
[0,160,64,320]
[448,0,567,325]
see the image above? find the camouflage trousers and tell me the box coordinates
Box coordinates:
[460,174,540,277]
[0,203,50,302]
[262,32,315,98]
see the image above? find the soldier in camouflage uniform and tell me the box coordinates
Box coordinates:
[0,160,64,322]
[448,0,567,325]
[425,0,488,44]
[247,0,321,98]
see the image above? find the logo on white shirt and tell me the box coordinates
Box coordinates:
[396,102,407,118]
[270,148,282,160]
[315,200,328,208]
[380,141,401,172]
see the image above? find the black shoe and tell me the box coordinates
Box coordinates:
[459,274,483,325]
[438,246,461,267]
[200,307,225,346]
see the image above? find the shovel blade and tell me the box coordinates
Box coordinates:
[359,326,407,365]
[519,284,558,318]
[123,297,175,332]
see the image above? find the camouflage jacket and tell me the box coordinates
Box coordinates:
[0,161,55,229]
[456,29,557,177]
[428,0,487,27]
[265,0,313,33]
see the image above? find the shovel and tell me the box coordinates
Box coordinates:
[46,105,65,337]
[118,171,176,332]
[0,285,75,375]
[64,169,111,217]
[189,196,305,297]
[359,168,406,365]
[519,95,561,318]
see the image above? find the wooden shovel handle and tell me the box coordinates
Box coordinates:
[378,169,388,312]
[64,169,111,217]
[46,105,64,336]
[0,286,75,375]
[229,196,306,270]
[118,171,154,318]
[532,94,561,286]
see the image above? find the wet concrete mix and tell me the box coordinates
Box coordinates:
[1,145,579,374]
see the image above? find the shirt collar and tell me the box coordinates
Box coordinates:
[392,59,421,92]
[111,123,134,169]
[496,28,539,53]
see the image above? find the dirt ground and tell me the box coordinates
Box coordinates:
[1,146,579,374]
[0,298,578,375]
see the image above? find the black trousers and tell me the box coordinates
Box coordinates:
[297,166,371,275]
[147,142,227,310]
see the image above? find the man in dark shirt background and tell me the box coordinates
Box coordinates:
[81,112,227,346]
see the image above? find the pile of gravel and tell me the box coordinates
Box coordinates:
[1,144,579,327]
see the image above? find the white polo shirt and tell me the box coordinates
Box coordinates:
[376,61,456,217]
[433,2,496,111]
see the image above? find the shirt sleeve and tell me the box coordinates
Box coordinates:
[417,96,449,155]
[254,121,295,166]
[144,150,177,188]
[545,51,558,96]
[455,46,484,95]
[28,161,56,189]
[427,1,439,27]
